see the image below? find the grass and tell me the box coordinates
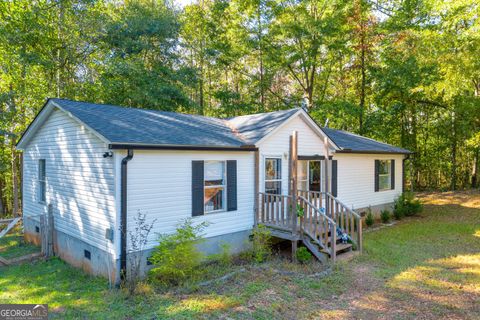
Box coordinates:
[0,226,40,259]
[1,191,479,319]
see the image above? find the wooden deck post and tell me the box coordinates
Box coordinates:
[254,150,259,227]
[290,131,298,261]
[323,136,330,216]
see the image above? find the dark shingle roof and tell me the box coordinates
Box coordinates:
[46,99,410,154]
[227,108,300,145]
[51,99,295,148]
[322,127,412,154]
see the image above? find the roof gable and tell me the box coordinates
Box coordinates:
[227,108,300,145]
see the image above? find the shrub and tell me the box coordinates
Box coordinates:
[380,210,391,224]
[149,219,208,286]
[296,247,312,264]
[251,225,272,263]
[365,208,374,227]
[394,192,423,219]
[124,211,156,295]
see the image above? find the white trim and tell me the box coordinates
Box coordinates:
[264,156,282,194]
[254,109,339,151]
[255,110,302,146]
[50,101,111,145]
[16,100,111,150]
[378,159,392,191]
[204,160,227,213]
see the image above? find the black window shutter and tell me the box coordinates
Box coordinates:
[331,160,338,197]
[227,160,237,211]
[391,159,395,190]
[374,160,380,192]
[192,161,204,216]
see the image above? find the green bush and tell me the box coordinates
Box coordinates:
[149,219,208,286]
[365,208,374,227]
[296,247,312,264]
[394,192,423,219]
[251,225,272,263]
[380,210,391,224]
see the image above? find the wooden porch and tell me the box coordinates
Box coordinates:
[255,190,362,262]
[254,131,363,263]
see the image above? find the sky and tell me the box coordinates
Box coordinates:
[175,0,194,7]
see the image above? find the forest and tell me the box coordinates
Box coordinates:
[0,0,478,217]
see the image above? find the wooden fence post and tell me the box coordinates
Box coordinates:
[41,204,55,258]
[47,204,54,257]
[40,214,46,255]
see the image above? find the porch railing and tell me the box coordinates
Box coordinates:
[257,192,295,232]
[297,195,337,259]
[298,190,363,253]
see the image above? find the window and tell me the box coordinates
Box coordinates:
[265,158,281,194]
[38,159,46,203]
[378,160,391,191]
[298,160,308,191]
[204,161,226,213]
[297,160,322,192]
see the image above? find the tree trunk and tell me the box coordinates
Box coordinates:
[11,140,19,216]
[359,31,366,134]
[0,177,4,217]
[451,111,457,191]
[472,148,479,188]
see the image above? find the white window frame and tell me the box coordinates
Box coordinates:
[204,160,226,214]
[378,160,391,191]
[38,159,46,204]
[297,160,323,192]
[264,157,282,194]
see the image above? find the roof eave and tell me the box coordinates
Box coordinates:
[335,149,413,155]
[108,143,258,151]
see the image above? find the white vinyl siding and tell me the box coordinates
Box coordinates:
[258,114,327,195]
[121,150,255,251]
[335,153,403,210]
[22,108,116,254]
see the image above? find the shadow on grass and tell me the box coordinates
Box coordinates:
[310,201,480,319]
[0,258,241,319]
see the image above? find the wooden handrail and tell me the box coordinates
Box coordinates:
[297,195,336,258]
[297,195,335,225]
[297,190,363,253]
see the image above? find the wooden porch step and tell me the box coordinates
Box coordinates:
[335,242,352,253]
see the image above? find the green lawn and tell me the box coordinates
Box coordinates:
[0,191,479,319]
[0,226,40,260]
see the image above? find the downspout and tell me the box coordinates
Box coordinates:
[120,149,134,281]
[403,154,411,193]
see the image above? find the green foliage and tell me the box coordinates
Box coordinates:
[296,247,312,264]
[0,0,479,217]
[251,225,272,263]
[149,219,208,286]
[380,210,391,224]
[365,208,375,227]
[296,204,305,218]
[394,192,423,219]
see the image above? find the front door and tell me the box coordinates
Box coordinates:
[309,161,321,191]
[298,160,322,192]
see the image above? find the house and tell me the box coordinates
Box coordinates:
[16,98,411,282]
